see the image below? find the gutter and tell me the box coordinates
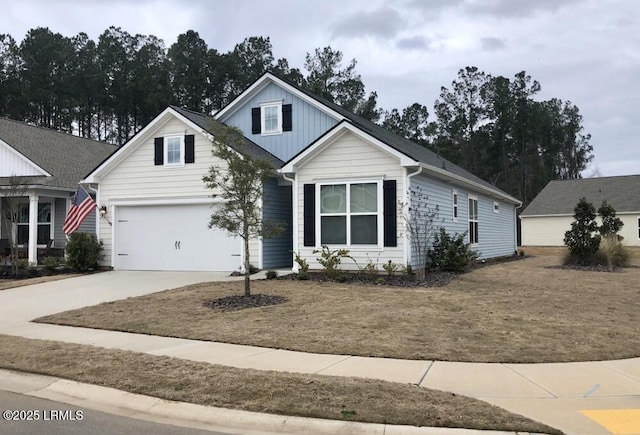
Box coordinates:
[403,166,423,268]
[281,173,298,273]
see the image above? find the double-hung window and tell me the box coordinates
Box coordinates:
[452,190,458,221]
[468,196,479,244]
[319,181,379,246]
[16,203,52,245]
[165,136,183,166]
[261,102,282,135]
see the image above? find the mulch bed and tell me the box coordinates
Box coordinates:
[204,294,288,312]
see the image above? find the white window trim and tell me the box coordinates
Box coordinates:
[493,201,500,213]
[315,178,384,250]
[468,195,479,246]
[452,189,458,222]
[164,135,185,167]
[637,217,640,240]
[16,200,53,247]
[260,100,283,136]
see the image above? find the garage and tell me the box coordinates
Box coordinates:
[113,204,241,271]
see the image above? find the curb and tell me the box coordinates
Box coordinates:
[0,369,545,435]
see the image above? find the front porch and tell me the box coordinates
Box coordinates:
[0,189,74,265]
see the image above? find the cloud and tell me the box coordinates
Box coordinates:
[465,0,585,18]
[480,36,506,51]
[331,7,405,39]
[396,35,432,51]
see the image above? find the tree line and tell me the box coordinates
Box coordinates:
[0,27,593,206]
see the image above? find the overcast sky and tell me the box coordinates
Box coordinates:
[3,0,638,177]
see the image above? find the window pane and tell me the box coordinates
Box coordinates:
[167,137,181,164]
[37,224,50,244]
[18,205,29,223]
[320,185,346,213]
[264,105,279,132]
[321,216,346,244]
[38,203,51,223]
[350,183,377,213]
[17,226,28,244]
[351,215,377,244]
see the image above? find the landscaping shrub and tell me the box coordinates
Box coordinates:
[313,245,355,279]
[65,232,103,272]
[594,236,630,269]
[598,201,624,240]
[41,256,59,272]
[563,198,601,265]
[293,251,309,280]
[426,228,478,272]
[265,270,278,280]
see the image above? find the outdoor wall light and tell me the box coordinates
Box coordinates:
[99,204,108,218]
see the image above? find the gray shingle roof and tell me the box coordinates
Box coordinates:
[170,106,284,168]
[521,175,640,216]
[0,118,117,189]
[284,77,515,199]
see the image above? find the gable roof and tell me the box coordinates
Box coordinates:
[218,73,520,204]
[521,175,640,216]
[0,117,117,190]
[170,106,283,167]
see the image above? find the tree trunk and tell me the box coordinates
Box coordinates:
[243,236,251,297]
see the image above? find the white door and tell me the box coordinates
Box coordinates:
[114,204,241,271]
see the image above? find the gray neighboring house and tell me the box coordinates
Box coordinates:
[520,175,640,247]
[0,118,117,264]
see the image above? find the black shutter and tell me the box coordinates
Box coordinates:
[251,107,261,134]
[383,180,397,247]
[303,184,315,247]
[185,134,195,163]
[282,104,292,131]
[154,137,164,166]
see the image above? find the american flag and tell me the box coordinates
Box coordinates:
[63,187,96,235]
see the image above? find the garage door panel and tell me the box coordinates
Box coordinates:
[114,204,241,271]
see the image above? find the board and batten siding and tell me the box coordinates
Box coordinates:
[97,115,256,268]
[295,131,405,270]
[409,174,516,265]
[222,82,339,162]
[0,142,46,177]
[521,214,640,247]
[262,177,293,268]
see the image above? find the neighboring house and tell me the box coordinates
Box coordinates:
[0,118,117,264]
[521,175,640,247]
[83,72,521,272]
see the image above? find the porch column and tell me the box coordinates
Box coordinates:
[28,194,38,265]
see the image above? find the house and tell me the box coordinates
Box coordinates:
[0,118,117,264]
[520,175,640,247]
[83,73,521,272]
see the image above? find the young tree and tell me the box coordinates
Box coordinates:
[1,176,28,275]
[598,201,623,240]
[203,123,284,296]
[402,186,441,279]
[563,198,600,264]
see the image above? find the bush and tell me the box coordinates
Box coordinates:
[41,256,59,272]
[293,251,309,280]
[65,232,103,272]
[313,245,355,279]
[426,228,478,272]
[265,270,278,280]
[595,236,630,268]
[563,198,601,265]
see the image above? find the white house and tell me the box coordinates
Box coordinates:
[83,73,521,272]
[521,175,640,247]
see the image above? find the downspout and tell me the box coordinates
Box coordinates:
[515,202,523,253]
[404,166,423,268]
[281,172,298,273]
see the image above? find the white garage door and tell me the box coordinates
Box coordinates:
[114,204,241,271]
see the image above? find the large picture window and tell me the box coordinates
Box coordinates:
[319,181,379,246]
[468,196,479,244]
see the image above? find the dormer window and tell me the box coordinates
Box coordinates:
[251,102,293,135]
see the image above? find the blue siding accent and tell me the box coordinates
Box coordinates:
[409,174,516,267]
[223,83,339,162]
[262,178,293,268]
[54,198,67,248]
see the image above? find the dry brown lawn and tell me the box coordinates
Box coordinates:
[37,256,640,363]
[0,334,561,434]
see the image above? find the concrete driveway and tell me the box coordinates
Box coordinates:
[0,270,246,323]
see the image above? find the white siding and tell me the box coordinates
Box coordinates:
[294,131,405,271]
[0,141,47,177]
[522,214,640,247]
[97,115,258,268]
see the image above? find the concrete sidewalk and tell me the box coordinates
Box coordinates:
[1,272,639,434]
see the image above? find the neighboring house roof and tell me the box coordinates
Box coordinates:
[216,73,520,205]
[521,175,640,216]
[0,117,117,190]
[169,106,283,167]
